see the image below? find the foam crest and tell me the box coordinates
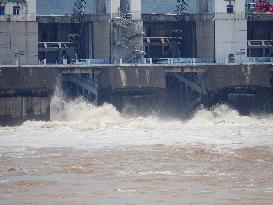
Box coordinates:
[2,94,273,150]
[50,95,123,130]
[13,93,273,131]
[187,105,255,125]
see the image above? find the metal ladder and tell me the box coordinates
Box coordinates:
[112,17,145,63]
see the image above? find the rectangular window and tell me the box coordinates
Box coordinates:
[0,6,5,15]
[13,6,20,15]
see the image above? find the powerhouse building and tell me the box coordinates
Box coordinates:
[0,0,37,65]
[0,0,273,65]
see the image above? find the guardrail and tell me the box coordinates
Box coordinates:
[71,59,109,65]
[144,58,214,65]
[36,57,273,66]
[144,57,273,65]
[247,57,273,63]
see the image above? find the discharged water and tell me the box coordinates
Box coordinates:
[0,95,273,205]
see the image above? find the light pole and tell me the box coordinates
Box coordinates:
[14,51,25,68]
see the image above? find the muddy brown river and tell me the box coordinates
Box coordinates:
[0,101,273,205]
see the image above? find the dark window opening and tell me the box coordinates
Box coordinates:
[146,26,152,37]
[0,6,5,15]
[13,6,20,15]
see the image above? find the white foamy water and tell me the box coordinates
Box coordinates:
[0,96,273,150]
[1,96,273,205]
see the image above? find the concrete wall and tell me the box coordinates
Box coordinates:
[106,0,120,17]
[0,66,59,125]
[214,0,247,63]
[98,66,166,91]
[0,96,50,126]
[0,21,38,65]
[1,2,27,15]
[0,67,58,93]
[0,0,36,21]
[215,19,247,62]
[196,20,214,59]
[194,0,215,14]
[214,0,245,13]
[81,22,93,59]
[201,65,272,93]
[201,64,272,114]
[92,20,111,59]
[94,0,106,15]
[96,66,166,114]
[128,0,141,20]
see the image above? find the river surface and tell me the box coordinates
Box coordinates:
[0,98,273,205]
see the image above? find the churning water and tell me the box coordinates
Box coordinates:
[0,94,273,205]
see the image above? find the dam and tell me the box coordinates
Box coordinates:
[0,62,273,125]
[1,1,273,204]
[1,0,273,125]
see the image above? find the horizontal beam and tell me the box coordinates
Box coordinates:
[0,63,272,74]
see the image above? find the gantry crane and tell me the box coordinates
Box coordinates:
[252,0,273,14]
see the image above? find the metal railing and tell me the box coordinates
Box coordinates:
[36,57,273,66]
[144,57,273,65]
[38,42,78,49]
[144,58,214,65]
[248,40,273,48]
[71,59,109,65]
[247,57,273,63]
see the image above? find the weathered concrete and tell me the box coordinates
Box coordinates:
[0,97,50,126]
[196,20,214,59]
[97,66,166,91]
[0,21,38,65]
[97,67,166,110]
[0,67,59,125]
[0,67,58,93]
[0,64,272,125]
[63,66,166,115]
[200,64,273,114]
[201,65,272,93]
[92,20,111,60]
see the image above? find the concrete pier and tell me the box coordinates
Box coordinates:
[0,67,58,125]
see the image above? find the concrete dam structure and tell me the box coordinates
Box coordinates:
[1,0,273,125]
[0,67,58,125]
[0,63,272,125]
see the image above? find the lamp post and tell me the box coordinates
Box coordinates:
[14,51,25,68]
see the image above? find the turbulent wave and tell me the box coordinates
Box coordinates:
[18,93,273,130]
[51,96,123,130]
[1,93,273,149]
[1,91,273,131]
[188,105,254,125]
